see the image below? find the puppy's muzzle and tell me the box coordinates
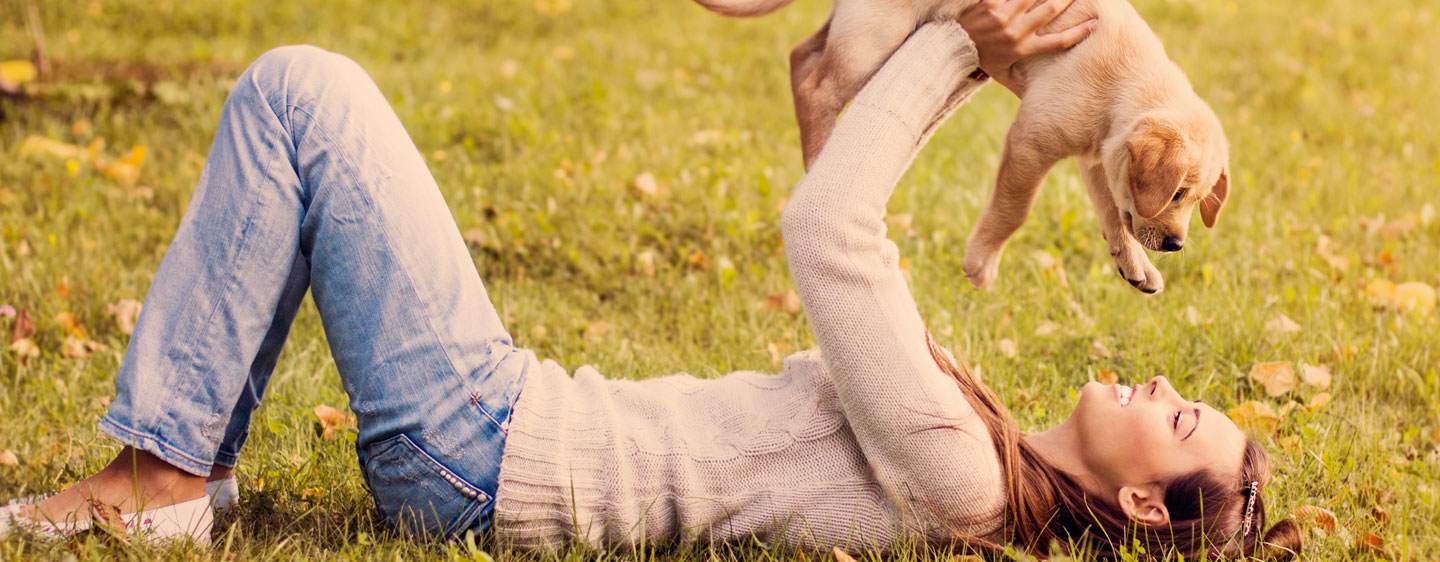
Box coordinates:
[1160,236,1184,252]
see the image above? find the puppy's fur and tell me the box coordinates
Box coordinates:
[694,0,1231,293]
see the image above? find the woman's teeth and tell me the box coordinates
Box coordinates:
[1118,385,1133,406]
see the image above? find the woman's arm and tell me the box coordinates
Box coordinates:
[781,22,1004,531]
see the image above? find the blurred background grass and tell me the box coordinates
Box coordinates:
[0,0,1436,559]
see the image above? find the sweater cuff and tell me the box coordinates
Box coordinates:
[846,21,984,139]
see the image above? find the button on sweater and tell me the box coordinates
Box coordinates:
[492,22,1003,551]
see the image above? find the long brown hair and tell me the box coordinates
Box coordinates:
[923,332,1302,560]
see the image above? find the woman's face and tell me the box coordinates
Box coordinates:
[1066,375,1247,491]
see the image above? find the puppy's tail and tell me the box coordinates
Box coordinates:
[692,0,796,18]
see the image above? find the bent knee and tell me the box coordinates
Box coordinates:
[243,45,371,103]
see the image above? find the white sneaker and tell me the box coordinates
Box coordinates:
[0,495,213,545]
[206,476,239,513]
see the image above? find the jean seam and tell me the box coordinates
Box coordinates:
[287,102,486,389]
[98,415,213,476]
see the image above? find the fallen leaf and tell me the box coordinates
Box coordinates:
[1299,363,1332,390]
[633,172,660,197]
[0,450,17,466]
[61,335,104,358]
[687,249,708,268]
[0,60,38,85]
[1393,281,1436,315]
[998,338,1017,358]
[765,289,802,314]
[1354,532,1384,554]
[10,308,33,342]
[1264,312,1302,334]
[1306,392,1332,410]
[104,299,143,335]
[1095,368,1119,385]
[1370,505,1389,525]
[1228,400,1281,433]
[55,282,71,301]
[8,338,39,360]
[1089,340,1113,359]
[313,404,355,441]
[832,547,858,562]
[54,311,85,337]
[301,487,325,500]
[1249,362,1296,397]
[1290,506,1337,536]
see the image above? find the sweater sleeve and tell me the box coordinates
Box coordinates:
[780,22,1004,533]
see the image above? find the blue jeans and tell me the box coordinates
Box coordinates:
[96,45,527,538]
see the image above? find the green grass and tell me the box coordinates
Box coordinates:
[1,0,1437,559]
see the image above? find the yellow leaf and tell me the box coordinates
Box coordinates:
[62,335,104,358]
[1393,281,1435,315]
[9,338,39,359]
[1300,363,1332,390]
[1228,400,1280,433]
[1291,505,1337,536]
[1355,532,1384,554]
[301,487,325,500]
[832,547,859,562]
[54,312,85,337]
[0,449,18,466]
[1307,392,1332,411]
[1095,368,1118,385]
[0,60,38,84]
[687,249,708,268]
[633,172,660,197]
[1249,362,1296,397]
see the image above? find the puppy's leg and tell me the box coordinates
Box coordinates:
[1080,162,1164,293]
[795,14,914,169]
[789,18,829,96]
[963,129,1061,289]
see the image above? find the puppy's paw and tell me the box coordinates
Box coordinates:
[963,249,1003,289]
[1111,244,1164,294]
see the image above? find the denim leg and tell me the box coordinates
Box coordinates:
[100,45,527,536]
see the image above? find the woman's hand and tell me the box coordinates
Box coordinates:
[957,0,1098,97]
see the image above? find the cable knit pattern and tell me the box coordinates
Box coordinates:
[493,21,1002,551]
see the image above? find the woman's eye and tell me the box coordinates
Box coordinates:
[1171,188,1189,203]
[1172,411,1182,429]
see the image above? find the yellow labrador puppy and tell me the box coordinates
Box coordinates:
[694,0,1230,293]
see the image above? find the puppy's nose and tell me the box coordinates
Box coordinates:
[1160,236,1184,252]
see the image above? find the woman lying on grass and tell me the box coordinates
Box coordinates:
[0,0,1299,558]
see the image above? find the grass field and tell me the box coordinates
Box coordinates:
[1,0,1437,559]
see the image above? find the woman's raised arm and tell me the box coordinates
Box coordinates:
[781,22,1004,533]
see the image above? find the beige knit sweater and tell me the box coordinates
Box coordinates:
[492,22,1001,551]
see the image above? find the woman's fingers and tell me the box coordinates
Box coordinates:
[1016,0,1079,33]
[996,0,1044,20]
[1023,18,1098,57]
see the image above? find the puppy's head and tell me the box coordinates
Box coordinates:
[1103,104,1230,252]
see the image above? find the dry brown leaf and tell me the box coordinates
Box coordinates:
[1290,505,1337,535]
[1228,401,1281,433]
[687,249,708,268]
[765,289,802,315]
[1370,505,1389,525]
[1249,362,1296,397]
[998,338,1017,359]
[1089,340,1113,359]
[106,298,143,335]
[832,547,859,562]
[1096,368,1119,385]
[0,449,17,466]
[313,404,355,441]
[1300,363,1332,390]
[11,308,34,342]
[8,338,39,360]
[1306,392,1332,411]
[1354,532,1384,554]
[54,312,85,337]
[1264,313,1302,334]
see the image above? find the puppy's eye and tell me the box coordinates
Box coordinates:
[1171,188,1189,203]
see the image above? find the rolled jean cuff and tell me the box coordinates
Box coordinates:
[97,415,215,477]
[212,449,240,468]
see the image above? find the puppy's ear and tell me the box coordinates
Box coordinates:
[1127,118,1188,219]
[1199,167,1229,228]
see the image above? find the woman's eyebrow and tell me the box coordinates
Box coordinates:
[1182,408,1201,441]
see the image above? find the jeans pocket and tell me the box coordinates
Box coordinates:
[362,433,487,538]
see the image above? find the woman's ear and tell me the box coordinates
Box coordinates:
[1117,485,1171,526]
